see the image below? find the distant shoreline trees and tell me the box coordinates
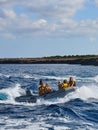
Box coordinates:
[43,54,98,59]
[0,55,98,65]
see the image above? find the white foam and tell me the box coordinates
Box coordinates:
[1,83,98,106]
[0,109,94,130]
[75,85,98,100]
[22,74,34,79]
[35,85,98,106]
[0,83,25,104]
[21,84,98,106]
[0,73,10,78]
[93,75,98,83]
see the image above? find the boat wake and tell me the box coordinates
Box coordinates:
[0,83,25,103]
[0,83,98,106]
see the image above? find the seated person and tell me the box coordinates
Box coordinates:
[62,79,69,88]
[68,77,76,87]
[38,79,45,95]
[44,83,52,94]
[26,89,32,96]
[38,80,52,95]
[58,81,63,90]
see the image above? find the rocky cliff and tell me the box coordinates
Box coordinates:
[0,55,98,66]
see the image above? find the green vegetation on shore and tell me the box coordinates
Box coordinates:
[0,55,98,66]
[44,54,98,59]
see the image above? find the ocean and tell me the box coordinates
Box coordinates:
[0,64,98,130]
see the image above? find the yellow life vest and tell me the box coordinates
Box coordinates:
[62,83,68,88]
[38,86,45,95]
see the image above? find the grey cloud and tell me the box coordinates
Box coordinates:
[0,0,86,18]
[25,0,86,19]
[0,0,98,39]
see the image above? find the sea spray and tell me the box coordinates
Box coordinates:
[36,85,98,106]
[0,83,25,103]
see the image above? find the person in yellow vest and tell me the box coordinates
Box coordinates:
[44,83,52,94]
[62,79,69,89]
[38,79,45,95]
[68,77,76,87]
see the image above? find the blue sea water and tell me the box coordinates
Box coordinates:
[0,64,98,130]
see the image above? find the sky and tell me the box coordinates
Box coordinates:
[0,0,98,58]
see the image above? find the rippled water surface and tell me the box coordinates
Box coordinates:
[0,64,98,130]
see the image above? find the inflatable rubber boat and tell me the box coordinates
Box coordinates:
[15,86,76,103]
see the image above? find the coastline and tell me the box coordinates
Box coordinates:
[0,55,98,66]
